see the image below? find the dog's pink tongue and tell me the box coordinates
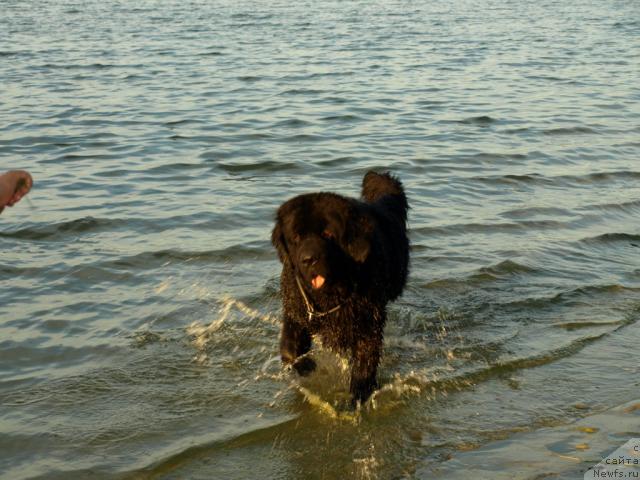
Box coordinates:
[311,275,325,289]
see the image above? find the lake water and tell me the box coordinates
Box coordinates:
[1,1,640,478]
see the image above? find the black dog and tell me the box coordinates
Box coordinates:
[271,171,409,406]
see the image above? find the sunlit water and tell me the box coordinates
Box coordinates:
[1,1,639,479]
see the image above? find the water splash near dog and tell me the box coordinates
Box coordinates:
[186,296,279,365]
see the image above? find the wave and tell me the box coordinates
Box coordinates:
[278,88,327,96]
[413,219,566,237]
[0,342,124,387]
[271,118,312,128]
[462,152,530,164]
[388,331,611,398]
[0,217,117,241]
[579,199,640,214]
[144,162,209,175]
[552,319,624,330]
[448,115,498,126]
[542,126,599,135]
[461,115,496,125]
[477,259,537,277]
[580,232,640,246]
[0,131,117,147]
[320,114,364,123]
[497,284,637,311]
[0,209,262,242]
[280,71,356,81]
[31,62,139,71]
[463,173,547,186]
[422,260,538,289]
[471,170,640,188]
[500,206,573,220]
[237,75,263,83]
[196,50,225,56]
[217,160,299,174]
[111,243,274,269]
[164,118,206,127]
[129,414,296,478]
[230,12,275,20]
[41,152,123,164]
[577,170,640,183]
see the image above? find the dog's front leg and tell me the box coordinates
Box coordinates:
[280,316,315,376]
[349,336,382,407]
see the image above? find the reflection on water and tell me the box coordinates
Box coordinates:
[1,0,640,478]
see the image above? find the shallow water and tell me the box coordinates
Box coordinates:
[1,0,640,478]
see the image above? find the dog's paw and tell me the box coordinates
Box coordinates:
[292,356,316,376]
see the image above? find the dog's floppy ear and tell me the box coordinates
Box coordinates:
[272,201,296,264]
[340,207,374,263]
[271,215,288,263]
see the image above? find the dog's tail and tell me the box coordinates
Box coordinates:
[361,171,409,222]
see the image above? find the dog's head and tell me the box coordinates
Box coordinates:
[272,193,374,293]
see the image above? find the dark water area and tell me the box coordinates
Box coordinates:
[1,1,640,478]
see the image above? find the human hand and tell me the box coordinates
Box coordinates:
[0,170,33,214]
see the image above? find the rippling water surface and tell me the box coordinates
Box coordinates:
[2,1,640,479]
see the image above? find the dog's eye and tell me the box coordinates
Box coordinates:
[322,229,334,240]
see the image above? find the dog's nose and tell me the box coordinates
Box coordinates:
[298,237,324,268]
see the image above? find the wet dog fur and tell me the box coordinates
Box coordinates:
[271,171,409,406]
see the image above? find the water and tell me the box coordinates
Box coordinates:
[1,0,639,478]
